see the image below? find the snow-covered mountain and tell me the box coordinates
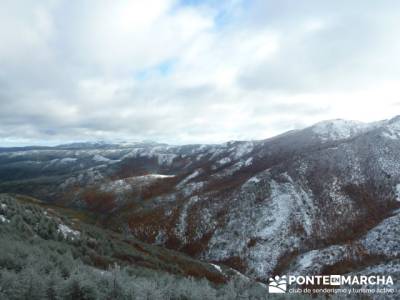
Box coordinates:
[309,119,374,141]
[1,116,400,284]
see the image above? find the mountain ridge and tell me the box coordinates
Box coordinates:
[0,115,400,289]
[1,115,398,151]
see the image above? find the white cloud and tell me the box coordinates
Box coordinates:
[0,0,400,146]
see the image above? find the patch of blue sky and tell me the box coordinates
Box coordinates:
[179,0,209,6]
[134,59,176,81]
[178,0,245,28]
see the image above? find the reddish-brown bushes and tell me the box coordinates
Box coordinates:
[82,188,117,213]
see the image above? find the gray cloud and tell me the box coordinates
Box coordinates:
[238,4,400,92]
[0,0,400,146]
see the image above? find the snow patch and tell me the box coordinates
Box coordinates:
[156,153,177,166]
[212,160,247,178]
[396,184,400,202]
[59,157,77,163]
[210,263,222,273]
[180,181,205,197]
[311,119,370,141]
[58,224,80,239]
[217,157,231,165]
[93,154,110,162]
[296,251,317,269]
[244,157,253,166]
[382,129,399,140]
[154,230,167,245]
[257,180,292,238]
[360,212,400,257]
[232,142,254,159]
[93,154,120,164]
[101,174,175,194]
[176,196,200,241]
[101,179,132,193]
[384,117,400,140]
[209,148,226,160]
[246,176,260,185]
[0,215,9,223]
[146,174,175,179]
[178,169,202,187]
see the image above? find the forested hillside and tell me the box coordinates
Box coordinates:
[0,194,267,300]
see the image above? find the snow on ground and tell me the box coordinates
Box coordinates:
[217,157,231,166]
[60,167,106,189]
[206,171,320,278]
[59,157,77,163]
[119,147,178,166]
[212,159,250,179]
[180,181,205,197]
[382,129,400,140]
[58,224,80,239]
[379,117,400,139]
[92,154,120,164]
[377,156,400,178]
[156,153,177,166]
[209,148,227,160]
[244,176,260,185]
[210,263,222,273]
[361,212,400,257]
[396,184,400,201]
[231,142,254,159]
[177,169,202,187]
[154,230,167,245]
[100,179,132,193]
[289,245,350,275]
[59,177,76,190]
[0,215,10,223]
[385,116,400,139]
[145,174,175,179]
[329,177,353,206]
[340,146,367,184]
[257,180,292,238]
[93,154,110,162]
[196,153,206,161]
[101,174,175,193]
[175,196,200,242]
[48,158,60,164]
[311,119,370,141]
[121,148,142,160]
[244,157,253,166]
[295,250,318,270]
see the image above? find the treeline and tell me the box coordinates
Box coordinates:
[0,247,228,299]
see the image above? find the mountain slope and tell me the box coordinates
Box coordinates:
[0,116,400,283]
[0,194,267,299]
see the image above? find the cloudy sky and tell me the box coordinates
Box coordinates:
[1,0,400,146]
